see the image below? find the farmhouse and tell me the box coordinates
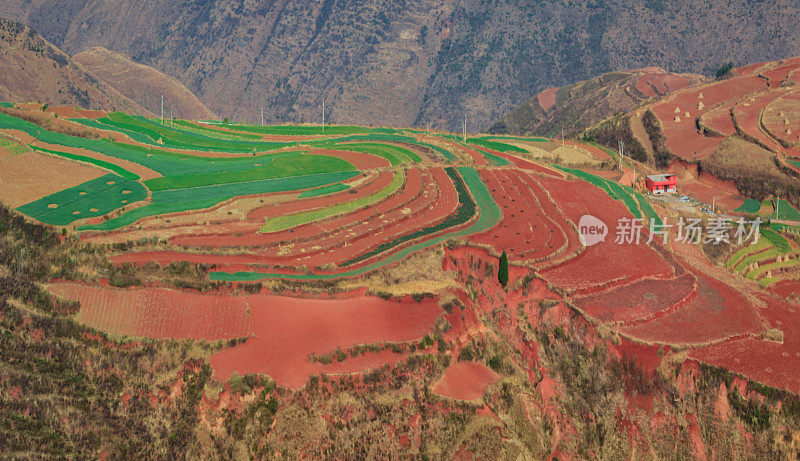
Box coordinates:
[645,173,677,195]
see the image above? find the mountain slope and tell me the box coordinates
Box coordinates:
[0,19,149,115]
[488,68,705,137]
[2,0,800,131]
[73,47,216,121]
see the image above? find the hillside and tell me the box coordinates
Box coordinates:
[74,47,216,121]
[3,104,800,457]
[3,1,800,130]
[612,57,800,207]
[488,67,705,137]
[0,19,149,115]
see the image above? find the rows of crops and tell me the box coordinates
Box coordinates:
[18,173,148,225]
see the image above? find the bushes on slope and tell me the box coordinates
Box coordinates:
[641,109,673,168]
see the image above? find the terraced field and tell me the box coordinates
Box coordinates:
[6,103,800,399]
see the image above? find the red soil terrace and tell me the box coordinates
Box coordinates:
[47,282,251,341]
[209,294,443,388]
[690,294,800,394]
[432,362,500,401]
[536,175,673,292]
[537,87,558,111]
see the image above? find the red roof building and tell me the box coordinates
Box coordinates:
[645,174,677,195]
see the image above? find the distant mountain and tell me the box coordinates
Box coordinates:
[74,47,215,121]
[0,19,148,115]
[2,1,800,130]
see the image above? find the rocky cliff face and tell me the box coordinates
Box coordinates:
[3,0,800,130]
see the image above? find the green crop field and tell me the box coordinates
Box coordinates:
[340,167,476,267]
[0,136,30,156]
[331,142,420,166]
[773,199,800,221]
[223,124,370,136]
[735,198,761,214]
[466,138,527,153]
[210,167,501,281]
[31,146,139,180]
[260,169,404,233]
[299,183,351,198]
[172,120,263,141]
[80,170,360,231]
[17,174,148,226]
[143,153,354,191]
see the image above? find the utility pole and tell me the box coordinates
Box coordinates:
[463,114,467,143]
[322,101,325,134]
[618,140,625,170]
[713,196,716,214]
[260,107,264,126]
[561,128,565,148]
[777,195,780,220]
[160,94,164,124]
[170,108,173,126]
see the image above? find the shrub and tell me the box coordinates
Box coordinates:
[498,250,509,287]
[642,109,673,168]
[716,61,735,79]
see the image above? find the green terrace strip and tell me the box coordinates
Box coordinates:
[30,145,140,180]
[340,167,475,267]
[735,198,762,214]
[171,120,263,141]
[770,222,800,237]
[0,101,13,108]
[209,166,501,281]
[319,133,418,145]
[633,191,663,227]
[80,170,360,231]
[221,124,371,136]
[727,239,771,270]
[472,146,511,166]
[260,169,405,233]
[108,141,303,177]
[0,112,309,177]
[761,226,793,254]
[773,198,800,221]
[0,136,31,156]
[466,137,527,153]
[476,135,548,143]
[143,153,354,191]
[555,166,646,220]
[17,173,147,226]
[330,142,420,166]
[414,141,455,160]
[299,183,350,198]
[75,113,291,152]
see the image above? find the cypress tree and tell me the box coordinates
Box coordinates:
[498,250,509,287]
